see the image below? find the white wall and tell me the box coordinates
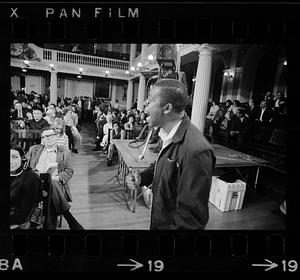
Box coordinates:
[25,74,42,94]
[57,78,65,99]
[115,84,127,107]
[133,82,139,104]
[64,78,94,99]
[11,75,20,92]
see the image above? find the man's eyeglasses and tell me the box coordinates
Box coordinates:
[41,134,56,139]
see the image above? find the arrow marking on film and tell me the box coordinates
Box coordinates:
[117,259,144,271]
[252,259,278,271]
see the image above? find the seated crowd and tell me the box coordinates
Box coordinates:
[205,91,287,150]
[91,101,150,166]
[10,89,91,230]
[10,90,151,229]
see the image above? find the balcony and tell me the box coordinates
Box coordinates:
[11,44,131,80]
[43,49,129,70]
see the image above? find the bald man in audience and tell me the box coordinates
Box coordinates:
[26,127,83,230]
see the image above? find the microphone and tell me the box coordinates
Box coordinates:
[138,127,154,160]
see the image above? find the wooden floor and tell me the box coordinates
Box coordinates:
[59,122,286,230]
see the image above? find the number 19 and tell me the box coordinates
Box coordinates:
[282,260,298,272]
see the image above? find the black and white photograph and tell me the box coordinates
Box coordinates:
[10,43,287,231]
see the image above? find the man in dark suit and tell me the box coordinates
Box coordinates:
[229,108,251,149]
[26,127,83,230]
[11,102,26,120]
[258,100,274,127]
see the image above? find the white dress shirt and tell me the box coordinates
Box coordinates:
[158,119,182,150]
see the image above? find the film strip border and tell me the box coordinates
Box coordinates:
[9,17,286,43]
[1,232,299,271]
[5,3,292,42]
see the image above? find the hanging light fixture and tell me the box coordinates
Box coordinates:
[223,69,234,79]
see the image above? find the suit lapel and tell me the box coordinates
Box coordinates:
[35,145,44,167]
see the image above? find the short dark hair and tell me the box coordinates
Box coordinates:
[127,114,136,122]
[153,79,189,113]
[62,108,71,115]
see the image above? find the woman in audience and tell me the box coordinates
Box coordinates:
[55,106,64,119]
[100,114,113,149]
[206,100,219,120]
[124,114,136,139]
[224,99,240,128]
[44,108,56,126]
[120,109,128,139]
[71,105,79,129]
[52,119,69,149]
[106,121,121,166]
[138,111,148,127]
[25,111,33,121]
[63,108,77,153]
[10,145,43,229]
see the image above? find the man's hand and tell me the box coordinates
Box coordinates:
[46,162,58,175]
[51,174,60,181]
[125,170,141,190]
[47,167,57,175]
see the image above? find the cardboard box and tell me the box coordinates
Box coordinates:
[209,177,246,212]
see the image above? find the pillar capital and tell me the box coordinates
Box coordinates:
[137,72,146,79]
[194,43,217,56]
